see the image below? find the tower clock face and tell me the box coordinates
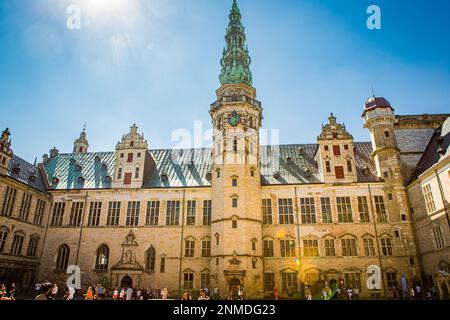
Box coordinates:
[228,111,241,127]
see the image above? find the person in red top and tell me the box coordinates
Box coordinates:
[273,287,279,300]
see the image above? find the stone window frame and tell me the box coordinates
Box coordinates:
[94,244,110,271]
[380,233,393,256]
[339,233,358,257]
[362,233,376,257]
[0,226,10,253]
[432,224,446,249]
[422,184,436,214]
[55,244,70,271]
[26,234,40,257]
[10,230,25,256]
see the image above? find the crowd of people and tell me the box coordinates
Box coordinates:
[0,280,442,301]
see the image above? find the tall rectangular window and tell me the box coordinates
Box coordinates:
[358,196,370,222]
[0,230,8,253]
[386,273,398,289]
[160,257,166,273]
[321,197,332,223]
[146,201,160,226]
[347,160,353,172]
[201,273,210,289]
[363,238,376,256]
[282,273,297,293]
[335,166,345,179]
[278,198,294,225]
[185,240,195,257]
[344,272,360,290]
[280,239,296,257]
[337,197,353,223]
[325,161,331,173]
[264,273,275,292]
[423,184,436,213]
[183,273,194,290]
[87,202,102,227]
[27,237,39,257]
[263,239,274,257]
[127,153,133,163]
[433,226,445,249]
[166,201,180,226]
[262,199,273,225]
[300,198,316,224]
[325,239,336,256]
[34,199,46,225]
[203,200,212,226]
[303,240,319,257]
[381,238,393,256]
[374,196,387,222]
[10,234,24,255]
[333,145,341,156]
[19,193,32,221]
[341,238,358,256]
[51,202,65,226]
[69,202,84,226]
[186,200,196,225]
[126,201,140,226]
[2,186,17,216]
[107,201,121,226]
[124,173,132,185]
[201,240,211,257]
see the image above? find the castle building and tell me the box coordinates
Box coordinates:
[0,0,449,299]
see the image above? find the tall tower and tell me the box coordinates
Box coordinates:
[363,96,410,222]
[73,126,89,154]
[0,128,13,176]
[210,0,264,299]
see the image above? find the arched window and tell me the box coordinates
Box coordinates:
[0,227,9,253]
[146,246,156,272]
[95,244,110,270]
[56,244,70,270]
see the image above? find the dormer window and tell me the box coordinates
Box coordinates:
[104,176,112,184]
[52,177,60,185]
[206,172,212,181]
[75,164,82,172]
[384,131,390,138]
[95,156,101,163]
[12,163,20,174]
[130,141,134,147]
[161,173,168,183]
[70,158,76,165]
[101,163,108,171]
[127,153,133,163]
[78,176,85,184]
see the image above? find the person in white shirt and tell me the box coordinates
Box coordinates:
[67,285,75,300]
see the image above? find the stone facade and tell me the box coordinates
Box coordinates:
[1,0,449,301]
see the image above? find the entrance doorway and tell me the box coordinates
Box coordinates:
[121,276,133,288]
[229,278,241,300]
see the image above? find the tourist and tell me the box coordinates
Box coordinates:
[237,285,244,300]
[353,287,359,299]
[35,282,52,300]
[415,284,422,299]
[98,285,104,300]
[49,284,58,300]
[67,285,75,300]
[8,283,16,300]
[273,287,279,300]
[126,287,133,300]
[322,287,328,300]
[113,288,119,300]
[213,287,219,300]
[84,287,94,300]
[347,288,353,300]
[182,292,191,300]
[198,289,210,300]
[409,287,415,299]
[162,288,169,300]
[306,288,312,300]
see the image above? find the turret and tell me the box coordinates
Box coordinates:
[73,126,89,153]
[315,114,357,183]
[0,128,13,175]
[362,96,403,185]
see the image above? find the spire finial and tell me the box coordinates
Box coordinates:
[83,122,86,133]
[371,86,376,98]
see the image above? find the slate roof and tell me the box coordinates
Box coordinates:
[410,117,450,183]
[43,142,379,190]
[6,155,47,193]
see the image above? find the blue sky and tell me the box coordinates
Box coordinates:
[0,0,449,163]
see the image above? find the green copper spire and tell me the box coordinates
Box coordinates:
[219,0,253,87]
